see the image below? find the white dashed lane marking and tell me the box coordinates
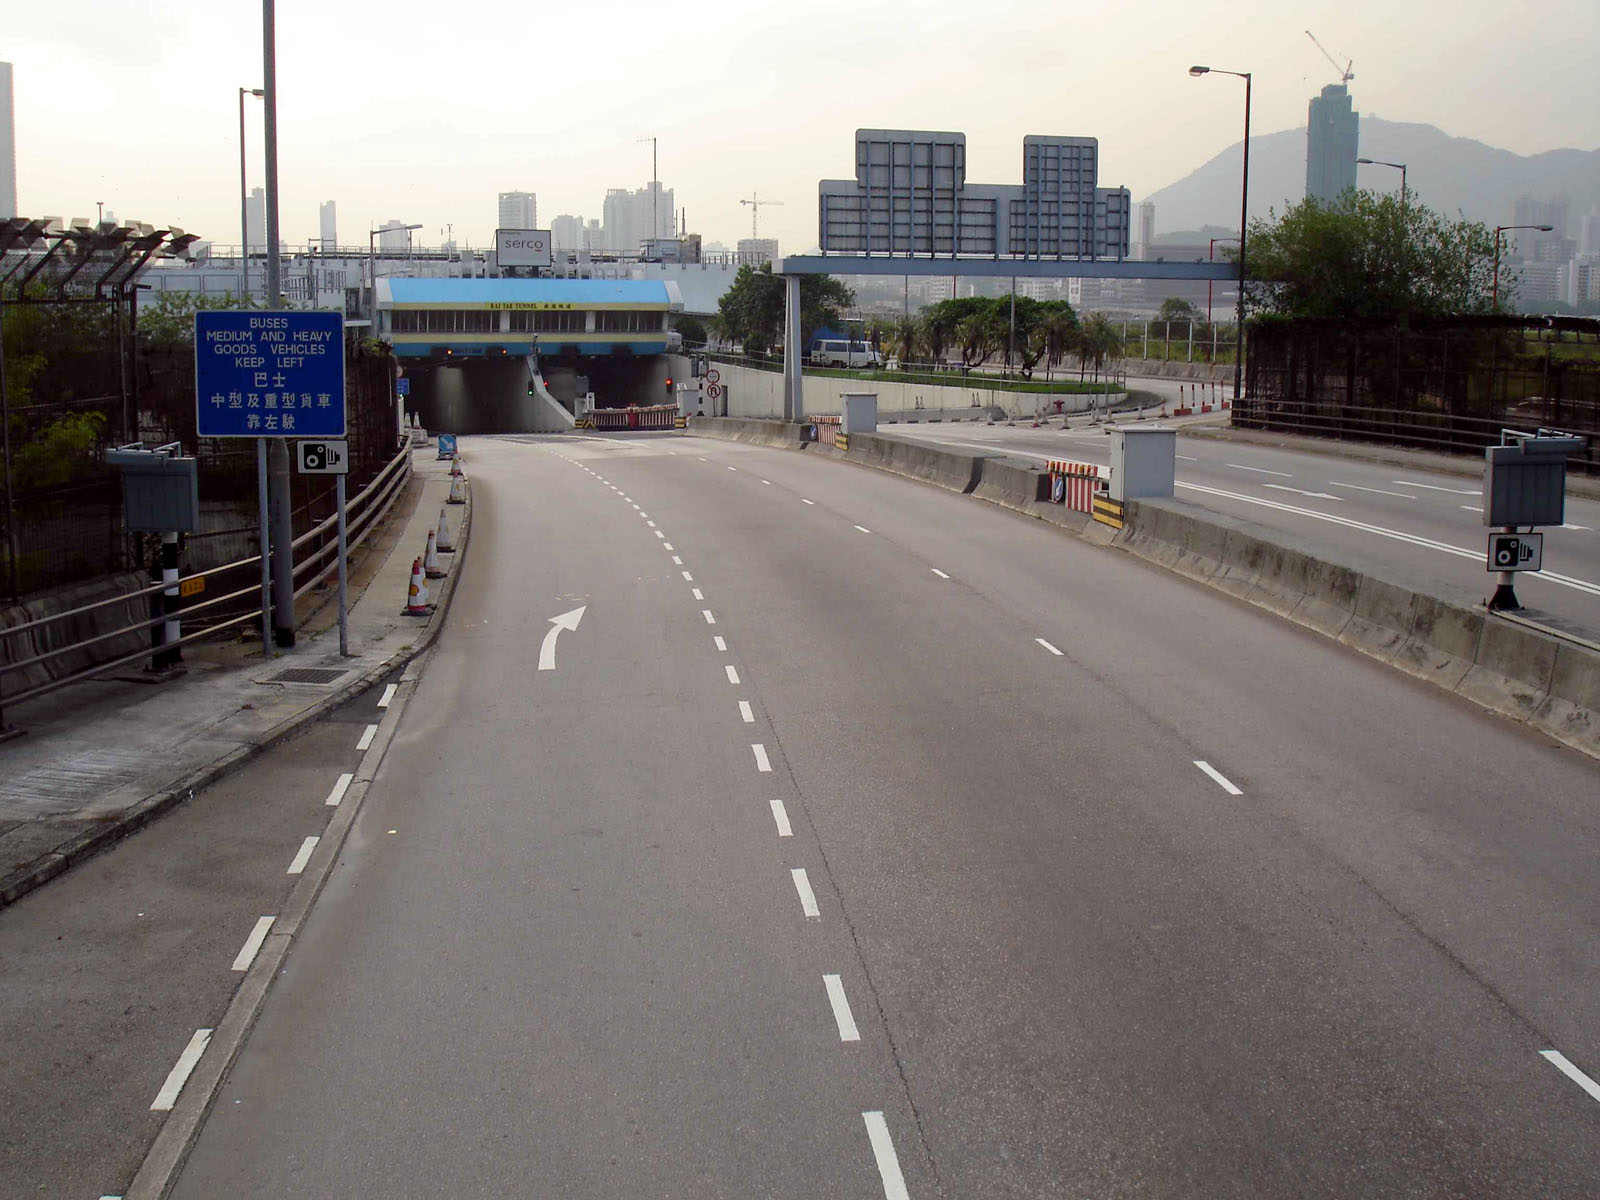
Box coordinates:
[357,723,378,751]
[286,836,319,875]
[931,569,950,579]
[752,744,772,772]
[862,1112,910,1200]
[725,665,740,685]
[791,868,821,920]
[823,974,861,1042]
[714,636,727,651]
[378,684,398,708]
[855,525,872,534]
[1036,638,1063,656]
[230,916,276,972]
[703,610,716,624]
[739,701,755,723]
[769,799,793,837]
[324,772,353,807]
[1194,760,1243,795]
[151,1029,213,1111]
[1541,1050,1600,1103]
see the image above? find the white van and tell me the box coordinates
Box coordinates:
[810,339,883,369]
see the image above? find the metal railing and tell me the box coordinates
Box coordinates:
[702,349,1127,395]
[0,444,413,716]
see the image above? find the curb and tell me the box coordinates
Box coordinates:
[0,477,474,912]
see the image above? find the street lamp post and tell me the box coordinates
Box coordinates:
[1207,236,1240,328]
[238,86,263,303]
[1356,158,1407,210]
[369,223,424,339]
[1492,224,1554,311]
[1190,65,1251,401]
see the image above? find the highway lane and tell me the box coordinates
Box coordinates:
[890,420,1600,632]
[173,431,1598,1196]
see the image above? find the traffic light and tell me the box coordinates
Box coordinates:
[665,377,674,397]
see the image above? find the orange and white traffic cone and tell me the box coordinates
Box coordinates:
[402,557,432,616]
[424,528,446,579]
[447,472,466,505]
[449,454,463,477]
[435,507,455,553]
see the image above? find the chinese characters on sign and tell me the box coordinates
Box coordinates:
[195,311,346,438]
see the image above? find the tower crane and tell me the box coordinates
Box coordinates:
[740,192,785,239]
[1304,30,1354,85]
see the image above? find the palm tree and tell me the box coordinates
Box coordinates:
[890,317,918,367]
[1076,313,1123,383]
[1039,307,1078,382]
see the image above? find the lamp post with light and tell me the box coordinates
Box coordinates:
[1190,64,1251,401]
[1356,157,1407,210]
[1492,224,1554,311]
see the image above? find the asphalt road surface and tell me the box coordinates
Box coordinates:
[890,417,1600,636]
[171,431,1598,1197]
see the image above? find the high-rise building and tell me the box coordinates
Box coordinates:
[551,214,585,250]
[1579,208,1600,258]
[0,62,16,219]
[498,191,537,230]
[246,187,265,251]
[318,200,337,251]
[377,220,411,251]
[600,183,676,254]
[1306,84,1359,204]
[1511,196,1570,261]
[737,237,778,265]
[1133,201,1155,260]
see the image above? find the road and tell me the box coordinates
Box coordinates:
[162,430,1598,1196]
[888,415,1600,636]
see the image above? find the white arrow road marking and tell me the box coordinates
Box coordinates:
[538,606,587,671]
[1263,484,1340,500]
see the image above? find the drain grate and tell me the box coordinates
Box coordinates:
[270,667,349,685]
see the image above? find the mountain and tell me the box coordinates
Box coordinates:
[1142,116,1600,235]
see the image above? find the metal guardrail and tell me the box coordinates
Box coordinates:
[0,444,413,716]
[702,350,1126,396]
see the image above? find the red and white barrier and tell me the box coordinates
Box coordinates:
[814,414,841,448]
[589,404,679,431]
[1046,459,1106,513]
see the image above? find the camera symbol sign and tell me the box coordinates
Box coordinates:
[1486,531,1542,573]
[297,440,349,475]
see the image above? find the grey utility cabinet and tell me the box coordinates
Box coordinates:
[1483,436,1585,527]
[105,444,200,533]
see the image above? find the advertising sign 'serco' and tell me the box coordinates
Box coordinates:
[495,229,553,268]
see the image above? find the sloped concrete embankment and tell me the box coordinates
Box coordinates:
[685,417,1600,759]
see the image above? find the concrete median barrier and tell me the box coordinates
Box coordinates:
[842,433,993,494]
[972,460,1051,510]
[686,416,809,449]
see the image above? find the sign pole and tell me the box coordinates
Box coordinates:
[256,436,272,654]
[336,473,349,656]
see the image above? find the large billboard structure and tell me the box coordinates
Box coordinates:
[818,129,1131,261]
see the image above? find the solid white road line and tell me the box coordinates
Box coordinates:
[1561,523,1592,531]
[1394,479,1479,495]
[752,744,772,772]
[791,868,821,920]
[739,701,755,723]
[378,683,398,708]
[693,588,705,600]
[1175,454,1198,461]
[770,798,793,837]
[1541,1050,1600,1103]
[151,1028,213,1111]
[726,664,741,684]
[324,772,354,807]
[1036,638,1063,655]
[855,525,872,534]
[931,569,950,579]
[1264,484,1340,500]
[703,610,716,624]
[802,498,815,505]
[357,723,378,751]
[824,974,861,1042]
[682,571,694,581]
[1194,760,1243,795]
[862,1112,910,1200]
[1328,481,1417,499]
[1175,482,1600,599]
[286,836,319,875]
[231,916,276,972]
[1227,463,1294,477]
[714,636,727,651]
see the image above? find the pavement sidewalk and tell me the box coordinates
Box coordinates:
[0,446,473,908]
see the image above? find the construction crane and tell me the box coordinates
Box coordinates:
[1305,30,1354,85]
[740,192,785,239]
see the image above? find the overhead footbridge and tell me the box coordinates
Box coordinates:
[375,277,684,433]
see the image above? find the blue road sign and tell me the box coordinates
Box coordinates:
[396,377,411,396]
[196,310,346,438]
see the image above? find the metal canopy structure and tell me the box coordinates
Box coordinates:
[0,217,201,303]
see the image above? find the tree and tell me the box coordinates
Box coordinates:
[713,264,853,358]
[1243,191,1496,319]
[1037,305,1080,381]
[670,314,709,347]
[1075,313,1122,382]
[889,317,919,365]
[1158,297,1202,325]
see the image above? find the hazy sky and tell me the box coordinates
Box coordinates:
[9,0,1598,255]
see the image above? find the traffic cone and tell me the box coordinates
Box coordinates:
[435,507,455,553]
[447,472,466,505]
[401,557,432,616]
[449,454,463,477]
[424,528,446,579]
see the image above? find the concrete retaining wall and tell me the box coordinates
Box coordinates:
[1,573,154,699]
[685,416,1600,760]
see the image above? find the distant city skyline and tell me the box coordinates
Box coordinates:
[5,2,1596,254]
